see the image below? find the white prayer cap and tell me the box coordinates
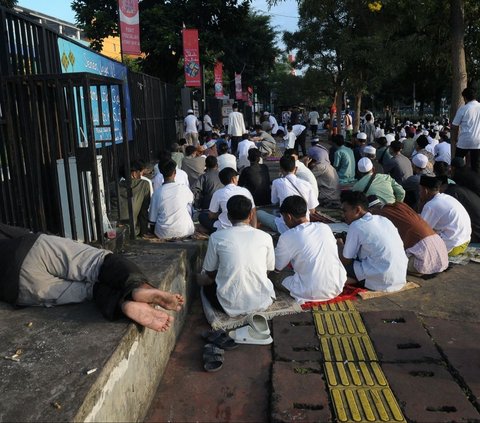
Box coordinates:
[357,132,367,140]
[412,153,428,169]
[385,133,395,146]
[363,145,376,155]
[187,109,194,114]
[358,157,373,173]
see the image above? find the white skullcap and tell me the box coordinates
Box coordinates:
[187,109,194,114]
[385,133,395,146]
[363,145,376,155]
[412,153,428,169]
[357,132,367,140]
[358,157,373,173]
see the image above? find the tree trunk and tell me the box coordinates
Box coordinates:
[450,0,468,120]
[353,91,362,133]
[336,88,343,137]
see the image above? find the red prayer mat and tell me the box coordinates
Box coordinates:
[301,284,367,310]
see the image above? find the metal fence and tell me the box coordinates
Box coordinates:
[0,6,177,241]
[0,73,132,243]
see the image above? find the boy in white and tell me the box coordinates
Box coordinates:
[237,133,257,170]
[198,167,256,233]
[275,196,346,303]
[257,155,319,233]
[284,148,319,200]
[338,191,407,292]
[148,160,195,240]
[199,195,275,316]
[419,175,471,256]
[284,124,297,149]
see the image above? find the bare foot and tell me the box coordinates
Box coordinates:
[131,287,184,311]
[121,301,174,332]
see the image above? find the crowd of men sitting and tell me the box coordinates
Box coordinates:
[117,101,478,319]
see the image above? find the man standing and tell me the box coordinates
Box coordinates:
[228,103,246,155]
[199,195,275,317]
[308,107,320,137]
[184,109,199,146]
[292,122,308,157]
[338,191,407,292]
[275,196,346,303]
[364,113,376,145]
[451,86,480,173]
[203,110,213,139]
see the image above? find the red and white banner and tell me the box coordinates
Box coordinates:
[214,61,223,98]
[182,29,201,87]
[235,73,242,100]
[247,86,253,107]
[118,0,141,56]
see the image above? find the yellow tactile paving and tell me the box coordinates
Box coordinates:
[313,301,406,423]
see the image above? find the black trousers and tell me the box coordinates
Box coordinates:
[294,129,307,156]
[456,147,480,174]
[230,136,242,155]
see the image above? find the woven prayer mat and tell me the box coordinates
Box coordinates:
[200,288,303,331]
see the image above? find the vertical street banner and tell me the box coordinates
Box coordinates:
[182,29,201,87]
[214,61,223,98]
[118,0,141,56]
[235,73,242,100]
[247,86,254,107]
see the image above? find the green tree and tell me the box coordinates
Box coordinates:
[0,0,18,7]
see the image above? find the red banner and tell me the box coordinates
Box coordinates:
[118,0,141,56]
[247,86,253,107]
[214,61,223,98]
[235,73,242,100]
[183,29,201,87]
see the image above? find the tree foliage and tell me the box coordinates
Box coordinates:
[72,0,279,91]
[0,0,17,7]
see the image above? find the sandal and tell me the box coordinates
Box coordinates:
[203,343,224,372]
[201,329,239,350]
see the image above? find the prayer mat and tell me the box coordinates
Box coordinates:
[357,281,420,300]
[301,284,367,310]
[448,244,480,266]
[200,288,303,331]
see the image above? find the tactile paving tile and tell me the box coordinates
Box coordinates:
[313,302,407,423]
[331,387,405,423]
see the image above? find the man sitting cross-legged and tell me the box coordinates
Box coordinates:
[275,196,347,303]
[0,224,184,332]
[197,195,276,317]
[338,191,407,292]
[148,159,195,240]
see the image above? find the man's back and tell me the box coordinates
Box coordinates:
[445,184,480,242]
[333,146,356,183]
[203,225,275,316]
[217,153,237,171]
[209,184,255,229]
[353,173,405,204]
[184,114,198,133]
[238,163,271,206]
[181,156,206,186]
[272,174,318,209]
[228,111,246,136]
[384,154,413,184]
[193,169,223,210]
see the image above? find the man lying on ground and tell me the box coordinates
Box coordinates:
[338,191,407,292]
[0,224,183,332]
[274,196,346,303]
[197,195,275,317]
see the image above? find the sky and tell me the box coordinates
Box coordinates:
[16,0,299,50]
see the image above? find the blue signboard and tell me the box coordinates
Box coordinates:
[57,38,133,145]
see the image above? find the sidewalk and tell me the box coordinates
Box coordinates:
[146,259,480,422]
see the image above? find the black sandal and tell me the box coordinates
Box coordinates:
[201,329,239,350]
[203,343,224,372]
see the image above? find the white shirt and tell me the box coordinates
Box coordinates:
[275,222,346,303]
[237,139,257,169]
[284,131,296,149]
[184,114,199,134]
[217,153,237,171]
[152,166,190,191]
[421,193,471,251]
[149,182,194,239]
[203,225,276,317]
[228,111,246,136]
[203,114,213,131]
[343,213,407,292]
[452,100,480,149]
[434,142,451,164]
[269,115,279,135]
[295,161,319,200]
[209,184,255,229]
[271,174,319,209]
[292,124,306,137]
[308,111,319,125]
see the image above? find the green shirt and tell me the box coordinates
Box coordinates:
[333,145,356,184]
[352,173,405,204]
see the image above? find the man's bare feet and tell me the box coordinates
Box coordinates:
[131,287,185,311]
[121,301,174,332]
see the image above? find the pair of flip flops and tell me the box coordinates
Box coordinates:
[228,313,273,345]
[202,330,238,372]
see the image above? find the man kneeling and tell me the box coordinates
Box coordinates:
[0,224,183,332]
[275,195,346,303]
[338,191,407,292]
